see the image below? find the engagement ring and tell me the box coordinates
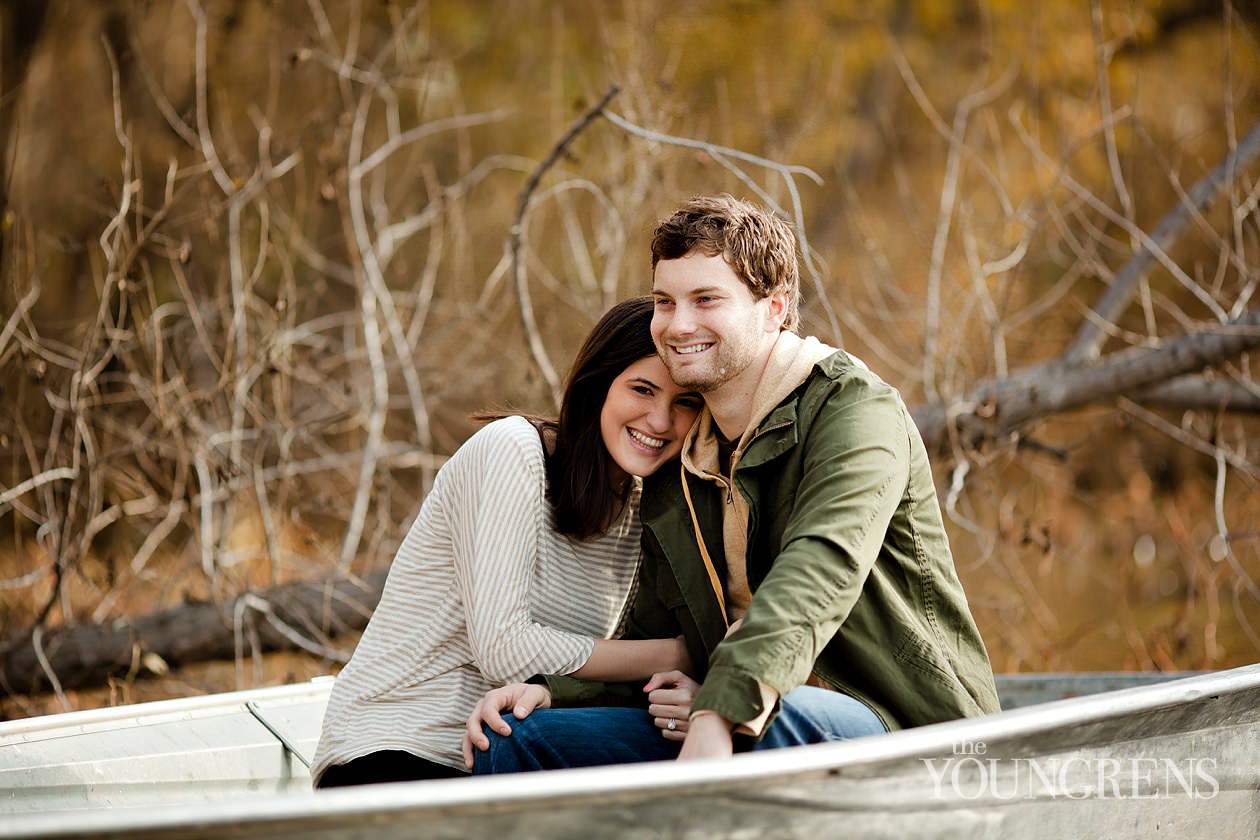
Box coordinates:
[667,718,677,731]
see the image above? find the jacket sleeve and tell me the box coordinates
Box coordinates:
[447,421,594,685]
[691,378,910,726]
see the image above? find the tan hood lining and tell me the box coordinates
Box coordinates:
[677,332,838,618]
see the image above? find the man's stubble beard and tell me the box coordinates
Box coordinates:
[661,333,758,394]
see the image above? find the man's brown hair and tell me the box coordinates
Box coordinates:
[650,194,801,331]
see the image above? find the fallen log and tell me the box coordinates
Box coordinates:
[0,568,389,697]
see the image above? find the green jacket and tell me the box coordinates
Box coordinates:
[624,350,1000,732]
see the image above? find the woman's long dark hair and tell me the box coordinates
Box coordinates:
[550,296,659,538]
[474,296,660,539]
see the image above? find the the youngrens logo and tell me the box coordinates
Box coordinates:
[922,739,1219,801]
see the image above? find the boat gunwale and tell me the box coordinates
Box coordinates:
[4,664,1259,838]
[0,678,334,743]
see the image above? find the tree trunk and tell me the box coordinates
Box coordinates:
[1,568,388,696]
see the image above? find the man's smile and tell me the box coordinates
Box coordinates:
[670,341,715,355]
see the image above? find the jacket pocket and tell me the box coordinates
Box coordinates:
[893,627,958,689]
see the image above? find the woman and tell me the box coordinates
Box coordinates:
[312,297,702,787]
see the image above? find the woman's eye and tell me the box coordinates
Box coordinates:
[632,385,653,396]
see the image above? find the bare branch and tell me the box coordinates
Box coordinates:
[1091,0,1134,222]
[914,310,1260,450]
[1213,451,1260,603]
[1134,375,1260,413]
[1062,118,1260,362]
[30,627,70,712]
[510,85,621,405]
[351,110,511,180]
[0,467,78,511]
[1117,398,1260,481]
[185,0,237,195]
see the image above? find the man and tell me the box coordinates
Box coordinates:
[465,194,999,770]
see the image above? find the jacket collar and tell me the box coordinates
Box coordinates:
[680,332,838,480]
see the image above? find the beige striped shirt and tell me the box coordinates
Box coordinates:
[311,416,642,781]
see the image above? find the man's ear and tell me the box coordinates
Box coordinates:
[763,289,789,333]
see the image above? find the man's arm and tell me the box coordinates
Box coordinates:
[689,379,910,732]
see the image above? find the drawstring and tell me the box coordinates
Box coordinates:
[680,462,729,627]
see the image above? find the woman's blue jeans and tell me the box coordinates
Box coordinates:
[471,686,885,774]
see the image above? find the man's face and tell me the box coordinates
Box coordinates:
[650,251,785,394]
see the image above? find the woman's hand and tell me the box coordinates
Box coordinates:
[461,682,552,769]
[644,670,700,741]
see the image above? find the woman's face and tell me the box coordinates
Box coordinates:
[600,355,702,481]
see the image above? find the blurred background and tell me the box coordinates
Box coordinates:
[2,0,1259,718]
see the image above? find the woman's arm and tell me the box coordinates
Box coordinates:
[450,422,596,684]
[571,637,692,681]
[453,422,692,686]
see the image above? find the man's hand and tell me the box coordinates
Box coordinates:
[677,711,734,760]
[461,682,551,769]
[644,670,699,741]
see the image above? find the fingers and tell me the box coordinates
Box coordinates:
[650,694,691,740]
[464,683,554,760]
[650,715,690,735]
[464,720,492,756]
[648,687,695,707]
[643,670,677,693]
[649,702,691,720]
[476,690,516,735]
[647,672,699,710]
[463,683,552,762]
[643,669,687,693]
[511,685,549,718]
[482,698,513,736]
[463,693,511,756]
[463,704,497,754]
[648,667,700,741]
[652,715,689,740]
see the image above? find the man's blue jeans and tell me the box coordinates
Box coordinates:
[471,686,885,774]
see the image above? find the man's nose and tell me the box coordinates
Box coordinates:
[668,304,696,334]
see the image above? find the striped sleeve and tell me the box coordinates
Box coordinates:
[448,419,593,684]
